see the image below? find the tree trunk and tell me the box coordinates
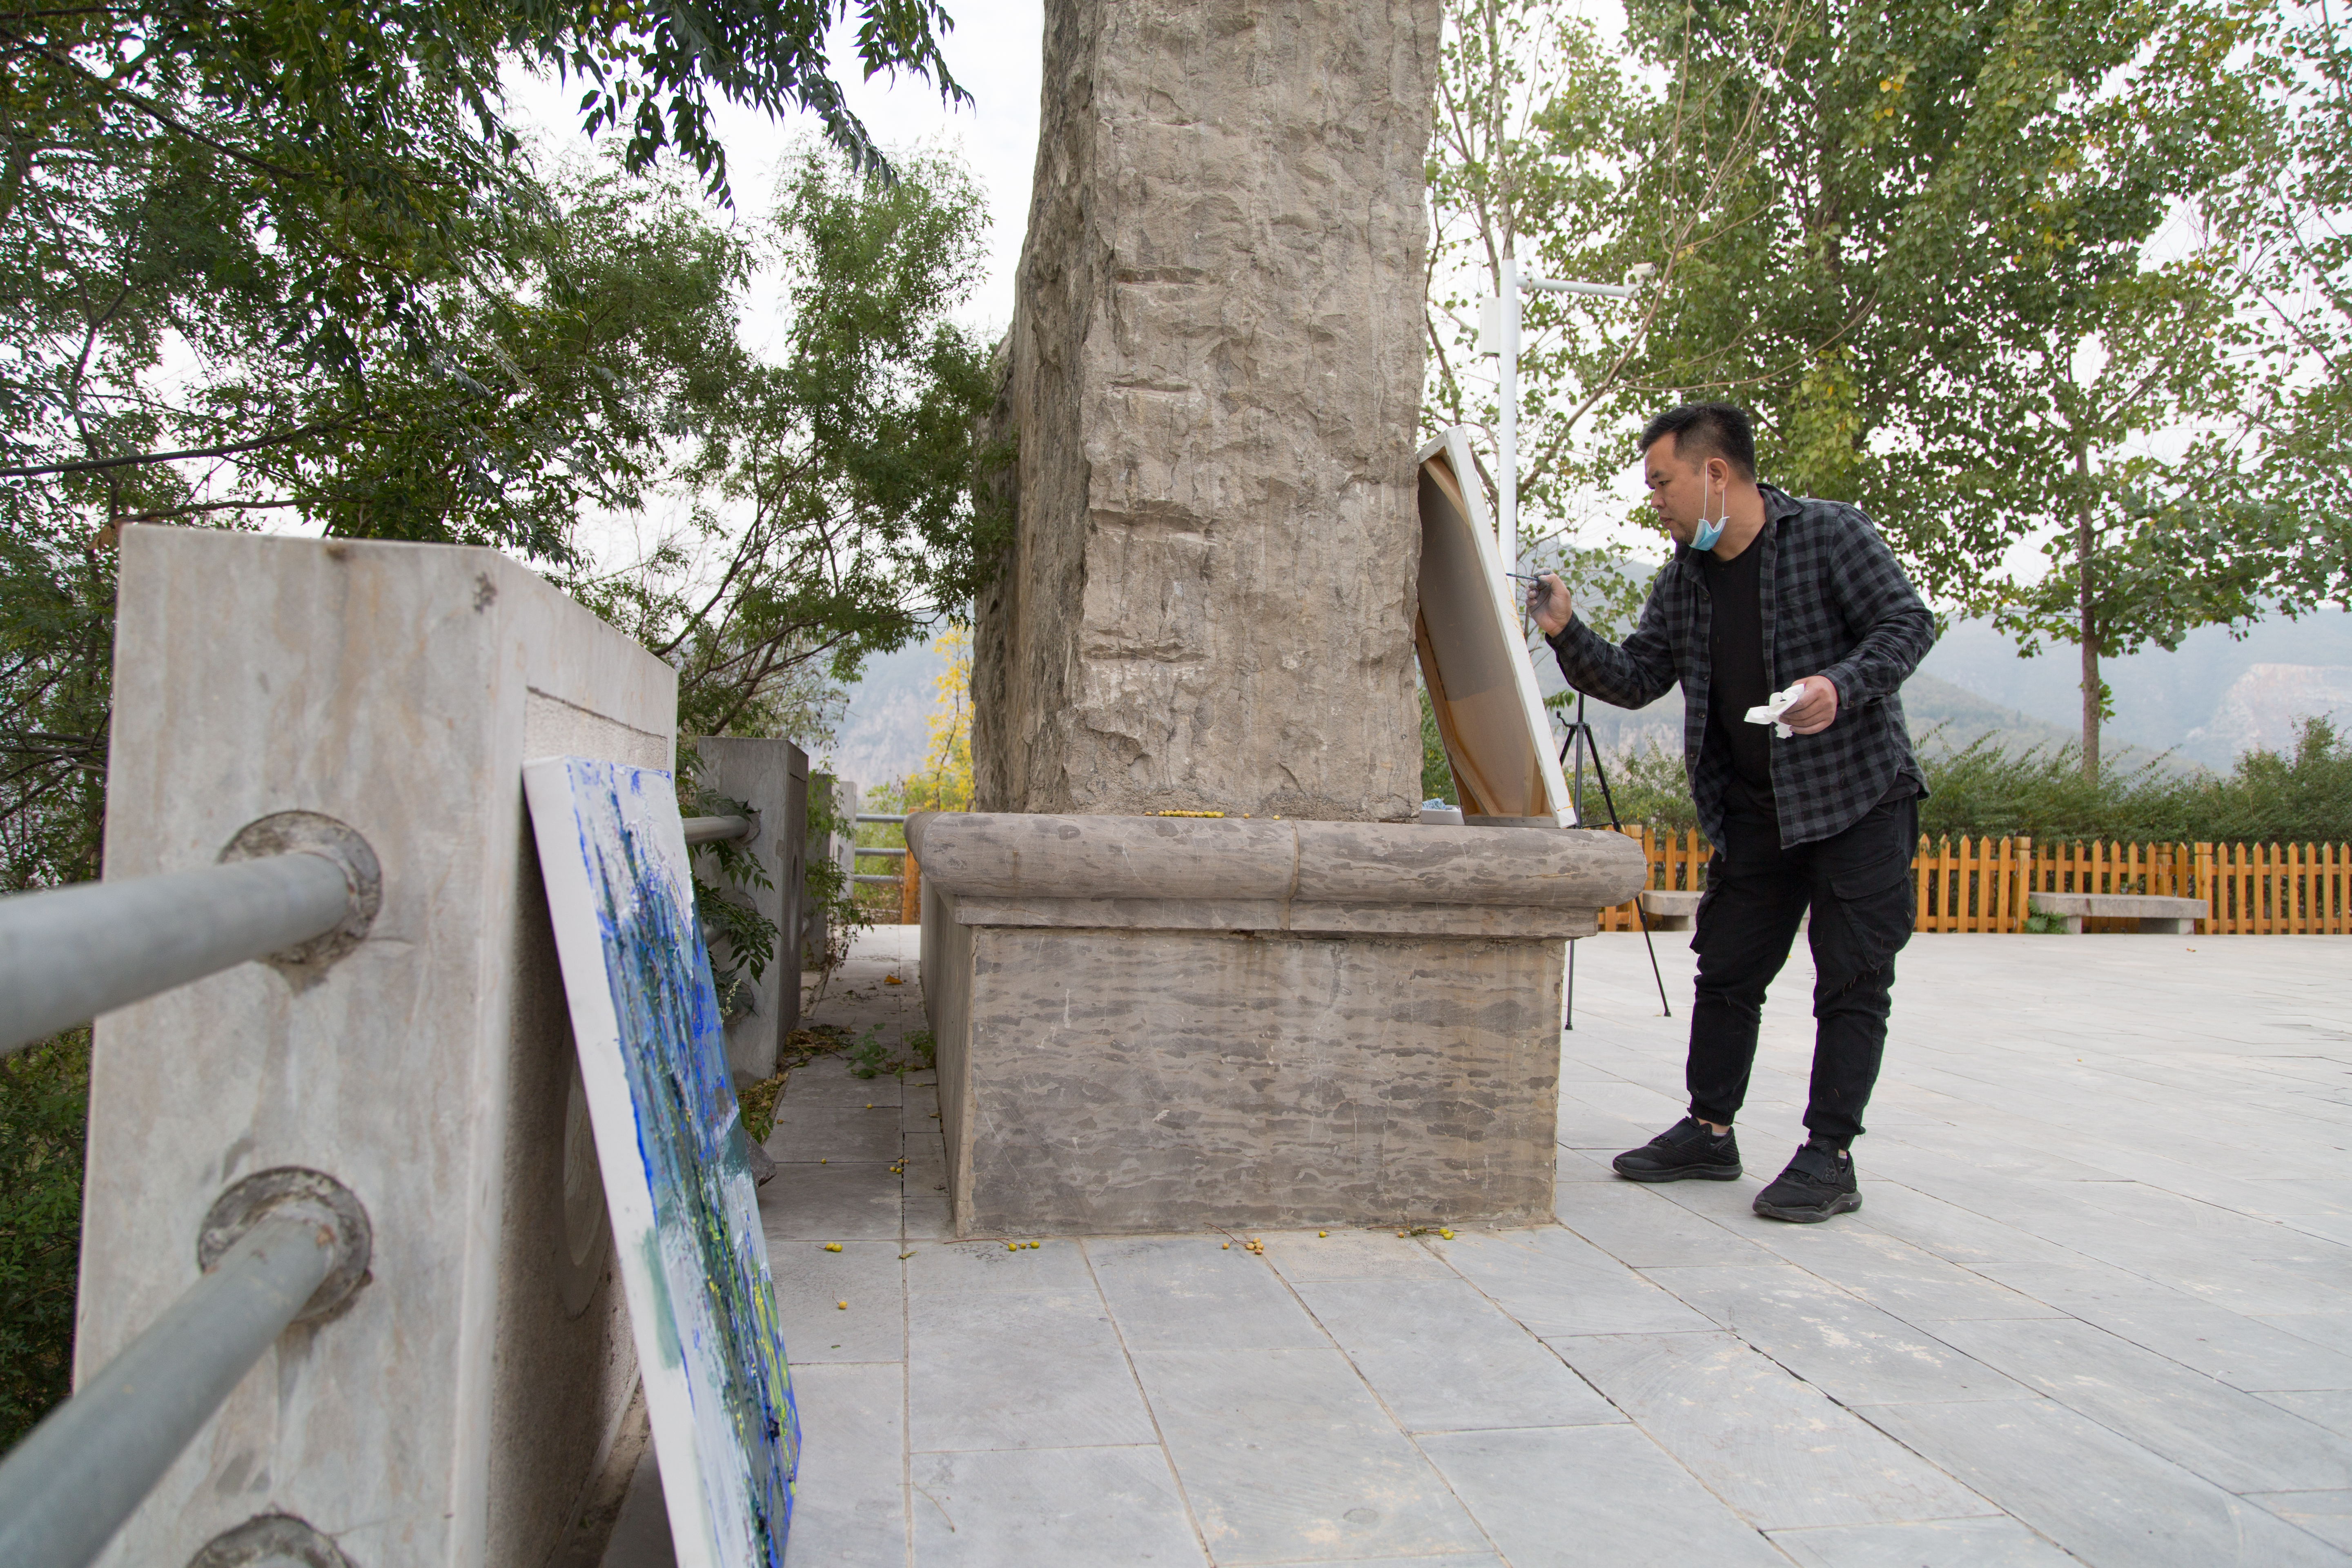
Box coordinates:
[2075,446,2099,780]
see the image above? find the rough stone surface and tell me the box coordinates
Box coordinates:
[973,0,1442,821]
[949,924,1563,1234]
[82,528,668,1568]
[909,812,1644,1234]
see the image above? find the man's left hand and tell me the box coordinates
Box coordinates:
[1781,675,1840,735]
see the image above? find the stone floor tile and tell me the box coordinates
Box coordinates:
[1553,1102,1664,1152]
[767,1238,904,1364]
[785,1054,905,1107]
[2265,1391,2352,1440]
[1971,1261,2352,1391]
[1557,1331,1997,1530]
[2249,1492,2352,1555]
[1929,1317,2352,1494]
[598,1453,677,1568]
[1262,1229,1457,1284]
[1267,1558,1503,1568]
[902,1189,955,1242]
[2016,1187,2352,1317]
[761,1162,904,1241]
[1417,1424,1790,1566]
[909,1446,1207,1567]
[780,1361,909,1568]
[905,1238,1094,1295]
[1553,1179,1776,1268]
[1128,1347,1488,1564]
[1086,1235,1332,1353]
[1643,1264,2035,1407]
[908,1289,1158,1454]
[1432,1227,1716,1339]
[1551,1145,1621,1183]
[1764,1517,2078,1567]
[767,1102,907,1165]
[1292,1278,1622,1433]
[1861,1397,2352,1568]
[1735,1227,2068,1324]
[1840,1183,2081,1268]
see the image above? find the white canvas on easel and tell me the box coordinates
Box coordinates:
[1417,428,1575,825]
[523,757,798,1568]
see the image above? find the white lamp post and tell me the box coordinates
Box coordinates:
[1477,261,1645,564]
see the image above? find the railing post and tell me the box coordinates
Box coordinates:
[77,529,672,1565]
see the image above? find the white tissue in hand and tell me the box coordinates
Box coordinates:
[1744,684,1808,739]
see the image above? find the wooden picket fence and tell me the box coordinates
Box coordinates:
[1594,828,2352,935]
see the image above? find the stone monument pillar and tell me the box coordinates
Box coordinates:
[974,0,1438,819]
[928,0,1647,1237]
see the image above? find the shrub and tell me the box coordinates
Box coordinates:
[0,1029,88,1452]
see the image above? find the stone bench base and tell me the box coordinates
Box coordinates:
[909,812,1644,1236]
[2029,891,2207,935]
[1638,890,1702,931]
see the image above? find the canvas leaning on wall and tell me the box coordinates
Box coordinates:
[523,756,800,1568]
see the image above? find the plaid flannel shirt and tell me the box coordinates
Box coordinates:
[1547,483,1937,850]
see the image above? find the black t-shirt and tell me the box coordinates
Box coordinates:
[1699,538,1775,818]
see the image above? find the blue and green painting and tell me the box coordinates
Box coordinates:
[526,756,797,1568]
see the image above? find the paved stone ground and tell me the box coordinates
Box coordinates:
[616,925,2352,1568]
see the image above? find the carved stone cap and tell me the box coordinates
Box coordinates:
[904,812,1645,915]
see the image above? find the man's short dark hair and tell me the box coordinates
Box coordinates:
[1638,402,1757,480]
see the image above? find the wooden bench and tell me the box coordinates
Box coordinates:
[2028,891,2206,934]
[1637,890,1703,931]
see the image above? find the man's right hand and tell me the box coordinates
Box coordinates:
[1529,572,1572,637]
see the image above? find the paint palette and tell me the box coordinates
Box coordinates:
[523,757,798,1567]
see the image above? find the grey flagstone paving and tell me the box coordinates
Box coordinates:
[608,929,2352,1568]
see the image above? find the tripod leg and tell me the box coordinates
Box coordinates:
[1582,743,1675,1020]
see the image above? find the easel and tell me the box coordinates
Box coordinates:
[1558,688,1672,1026]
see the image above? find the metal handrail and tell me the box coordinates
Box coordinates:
[682,814,754,846]
[0,1215,337,1568]
[0,853,354,1059]
[856,812,909,824]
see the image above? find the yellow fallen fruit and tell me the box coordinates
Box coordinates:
[1438,1227,1455,1240]
[836,1301,847,1310]
[1318,1231,1328,1238]
[1221,1243,1230,1250]
[823,1243,842,1253]
[1006,1242,1018,1251]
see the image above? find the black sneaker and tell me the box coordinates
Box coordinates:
[1752,1140,1862,1222]
[1613,1117,1742,1183]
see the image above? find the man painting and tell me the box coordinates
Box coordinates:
[1529,402,1936,1221]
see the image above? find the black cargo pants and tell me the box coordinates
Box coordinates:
[1685,795,1918,1148]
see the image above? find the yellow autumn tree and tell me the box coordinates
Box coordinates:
[901,628,973,812]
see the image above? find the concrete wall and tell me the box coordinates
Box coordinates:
[81,528,670,1566]
[973,0,1443,821]
[695,736,808,1082]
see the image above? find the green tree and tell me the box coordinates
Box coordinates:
[1610,0,2282,775]
[1423,0,1770,623]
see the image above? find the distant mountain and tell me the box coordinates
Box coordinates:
[823,635,952,787]
[1918,611,2352,768]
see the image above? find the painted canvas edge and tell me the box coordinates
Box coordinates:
[521,755,726,1568]
[1416,430,1576,825]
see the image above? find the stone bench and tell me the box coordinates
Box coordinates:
[1638,890,1703,931]
[2029,891,2207,934]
